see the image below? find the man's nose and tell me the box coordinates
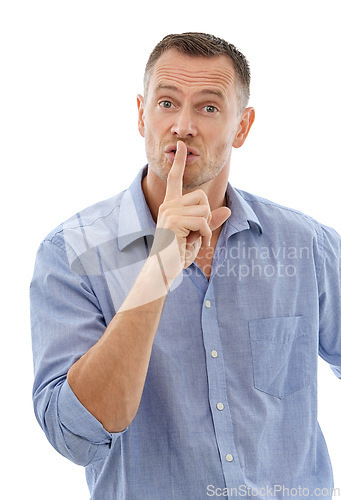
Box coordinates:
[170,107,198,137]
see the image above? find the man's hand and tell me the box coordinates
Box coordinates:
[150,140,231,282]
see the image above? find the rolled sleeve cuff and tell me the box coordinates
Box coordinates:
[58,379,128,446]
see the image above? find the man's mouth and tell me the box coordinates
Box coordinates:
[169,149,193,155]
[164,144,200,163]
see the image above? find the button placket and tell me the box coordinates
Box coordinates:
[201,286,244,489]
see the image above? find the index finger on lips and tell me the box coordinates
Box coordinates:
[164,140,187,201]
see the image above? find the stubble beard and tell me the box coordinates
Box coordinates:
[146,141,231,191]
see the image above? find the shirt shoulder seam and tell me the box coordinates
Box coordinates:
[236,188,326,277]
[236,189,324,231]
[42,199,122,244]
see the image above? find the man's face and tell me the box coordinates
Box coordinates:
[137,49,250,191]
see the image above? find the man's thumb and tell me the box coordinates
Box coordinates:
[209,206,231,231]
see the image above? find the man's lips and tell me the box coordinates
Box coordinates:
[165,144,200,156]
[164,144,200,164]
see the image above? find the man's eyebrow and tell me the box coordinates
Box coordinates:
[154,83,225,100]
[196,88,225,100]
[154,84,182,94]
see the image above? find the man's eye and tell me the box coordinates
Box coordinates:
[204,105,218,113]
[160,101,173,109]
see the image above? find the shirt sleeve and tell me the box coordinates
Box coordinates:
[30,237,127,467]
[317,223,341,378]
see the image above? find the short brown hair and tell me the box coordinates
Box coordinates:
[144,32,251,111]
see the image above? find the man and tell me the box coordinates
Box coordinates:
[30,32,341,499]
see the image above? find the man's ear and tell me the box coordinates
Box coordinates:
[137,94,145,138]
[233,107,255,148]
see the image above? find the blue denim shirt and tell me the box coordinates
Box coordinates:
[30,166,341,499]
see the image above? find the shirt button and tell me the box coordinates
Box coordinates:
[211,350,218,358]
[216,402,224,411]
[225,454,234,462]
[205,299,211,308]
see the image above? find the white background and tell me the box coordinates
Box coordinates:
[1,1,341,498]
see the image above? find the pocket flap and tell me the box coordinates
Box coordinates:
[249,316,305,344]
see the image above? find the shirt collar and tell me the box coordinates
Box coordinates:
[118,167,263,251]
[118,166,156,251]
[225,183,263,235]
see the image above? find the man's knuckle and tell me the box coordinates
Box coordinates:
[167,214,177,226]
[159,202,171,215]
[197,189,208,201]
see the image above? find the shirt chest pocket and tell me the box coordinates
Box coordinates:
[248,316,310,399]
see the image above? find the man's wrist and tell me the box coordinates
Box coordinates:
[118,254,173,313]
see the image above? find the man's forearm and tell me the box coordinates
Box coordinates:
[67,254,171,433]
